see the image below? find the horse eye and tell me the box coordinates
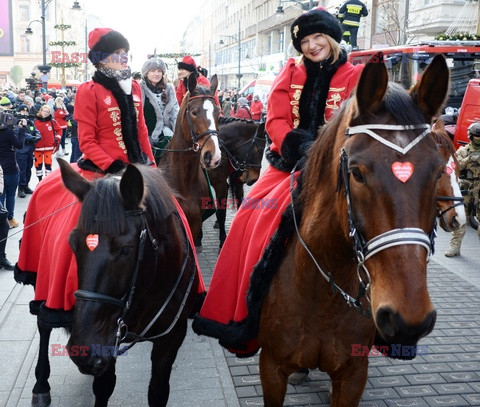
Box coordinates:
[120,247,134,256]
[350,167,365,183]
[190,109,198,117]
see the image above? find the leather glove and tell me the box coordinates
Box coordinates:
[280,128,315,169]
[105,160,126,174]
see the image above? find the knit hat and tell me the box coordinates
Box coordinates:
[290,7,343,53]
[177,55,197,73]
[0,96,12,107]
[237,97,248,106]
[87,28,130,64]
[141,58,167,77]
[16,104,29,112]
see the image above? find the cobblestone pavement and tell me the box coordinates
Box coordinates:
[0,154,479,406]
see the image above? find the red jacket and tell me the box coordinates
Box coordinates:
[176,74,221,106]
[74,79,154,172]
[34,116,62,150]
[266,57,363,155]
[250,100,264,121]
[233,105,252,120]
[54,108,68,129]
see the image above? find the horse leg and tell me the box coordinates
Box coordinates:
[217,206,227,248]
[329,358,368,406]
[259,348,289,407]
[148,322,188,407]
[32,318,52,407]
[194,228,203,253]
[92,360,117,407]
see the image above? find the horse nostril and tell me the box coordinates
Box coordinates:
[376,307,399,339]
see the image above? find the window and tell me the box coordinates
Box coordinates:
[18,4,30,22]
[279,31,285,53]
[20,35,30,53]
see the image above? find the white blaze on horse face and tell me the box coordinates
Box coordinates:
[447,155,466,226]
[203,99,221,163]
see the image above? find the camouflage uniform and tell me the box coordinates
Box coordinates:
[445,140,480,256]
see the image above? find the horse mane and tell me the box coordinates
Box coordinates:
[431,122,457,158]
[218,116,255,125]
[77,166,177,235]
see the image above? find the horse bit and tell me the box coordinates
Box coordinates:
[74,210,196,357]
[291,123,436,318]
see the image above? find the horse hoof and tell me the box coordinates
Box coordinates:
[196,245,203,253]
[32,392,52,407]
[213,221,219,229]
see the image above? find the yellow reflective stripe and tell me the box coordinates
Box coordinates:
[346,5,363,13]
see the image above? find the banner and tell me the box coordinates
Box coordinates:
[0,0,13,56]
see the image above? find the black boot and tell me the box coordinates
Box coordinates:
[24,185,34,194]
[38,176,43,182]
[0,256,14,270]
[18,187,26,198]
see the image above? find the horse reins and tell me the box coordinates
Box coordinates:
[219,124,265,172]
[290,123,437,319]
[73,210,196,357]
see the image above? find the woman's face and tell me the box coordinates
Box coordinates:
[101,48,129,71]
[147,68,164,85]
[300,33,332,63]
[40,107,50,117]
[177,68,191,80]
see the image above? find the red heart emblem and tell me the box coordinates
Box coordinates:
[391,162,414,183]
[86,234,99,251]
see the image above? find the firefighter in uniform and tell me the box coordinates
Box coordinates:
[445,122,480,256]
[337,0,368,49]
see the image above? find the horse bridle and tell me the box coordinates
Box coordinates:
[220,123,265,172]
[290,123,437,318]
[73,209,196,357]
[186,94,219,153]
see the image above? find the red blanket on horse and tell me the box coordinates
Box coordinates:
[16,165,205,312]
[195,165,299,354]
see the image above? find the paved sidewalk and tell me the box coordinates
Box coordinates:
[0,156,479,406]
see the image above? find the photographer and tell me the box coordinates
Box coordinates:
[0,110,26,229]
[15,105,40,198]
[0,165,14,269]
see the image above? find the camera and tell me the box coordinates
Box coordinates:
[0,110,36,130]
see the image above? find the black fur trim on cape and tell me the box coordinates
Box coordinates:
[92,71,146,165]
[14,264,37,286]
[192,171,305,356]
[268,51,348,172]
[30,300,74,329]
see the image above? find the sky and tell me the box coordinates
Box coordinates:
[82,0,200,70]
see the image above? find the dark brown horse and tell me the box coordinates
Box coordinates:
[59,160,201,406]
[160,74,221,250]
[256,54,449,406]
[207,117,266,247]
[432,118,466,231]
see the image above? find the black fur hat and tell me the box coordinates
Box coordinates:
[290,8,343,53]
[88,28,130,65]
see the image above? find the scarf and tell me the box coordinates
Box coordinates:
[98,66,133,94]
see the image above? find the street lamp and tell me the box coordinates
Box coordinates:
[276,0,314,14]
[24,0,81,88]
[219,20,242,91]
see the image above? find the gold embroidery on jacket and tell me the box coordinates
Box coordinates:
[326,87,345,111]
[290,85,303,128]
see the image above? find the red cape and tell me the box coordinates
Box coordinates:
[17,165,205,311]
[197,165,299,354]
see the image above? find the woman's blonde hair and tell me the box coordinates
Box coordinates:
[54,97,65,108]
[37,104,51,118]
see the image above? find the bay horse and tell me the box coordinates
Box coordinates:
[207,117,266,247]
[58,159,201,406]
[432,118,466,231]
[159,74,221,251]
[254,54,449,406]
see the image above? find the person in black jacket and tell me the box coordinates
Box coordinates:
[338,0,368,49]
[0,165,13,269]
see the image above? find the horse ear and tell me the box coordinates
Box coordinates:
[355,52,388,116]
[432,117,445,132]
[187,73,197,95]
[210,74,218,94]
[58,158,91,202]
[119,164,145,210]
[410,54,449,123]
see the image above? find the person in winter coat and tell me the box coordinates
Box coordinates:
[250,95,264,122]
[53,97,69,156]
[175,55,213,106]
[338,0,368,49]
[34,105,62,181]
[66,101,81,163]
[0,165,14,269]
[140,57,179,157]
[0,114,26,229]
[232,97,252,120]
[15,104,40,198]
[222,97,233,117]
[193,7,364,384]
[74,28,155,174]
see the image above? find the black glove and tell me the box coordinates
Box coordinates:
[280,128,315,168]
[105,160,126,174]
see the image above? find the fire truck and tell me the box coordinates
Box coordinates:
[348,41,480,109]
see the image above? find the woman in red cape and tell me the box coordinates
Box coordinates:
[15,28,204,320]
[193,8,363,361]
